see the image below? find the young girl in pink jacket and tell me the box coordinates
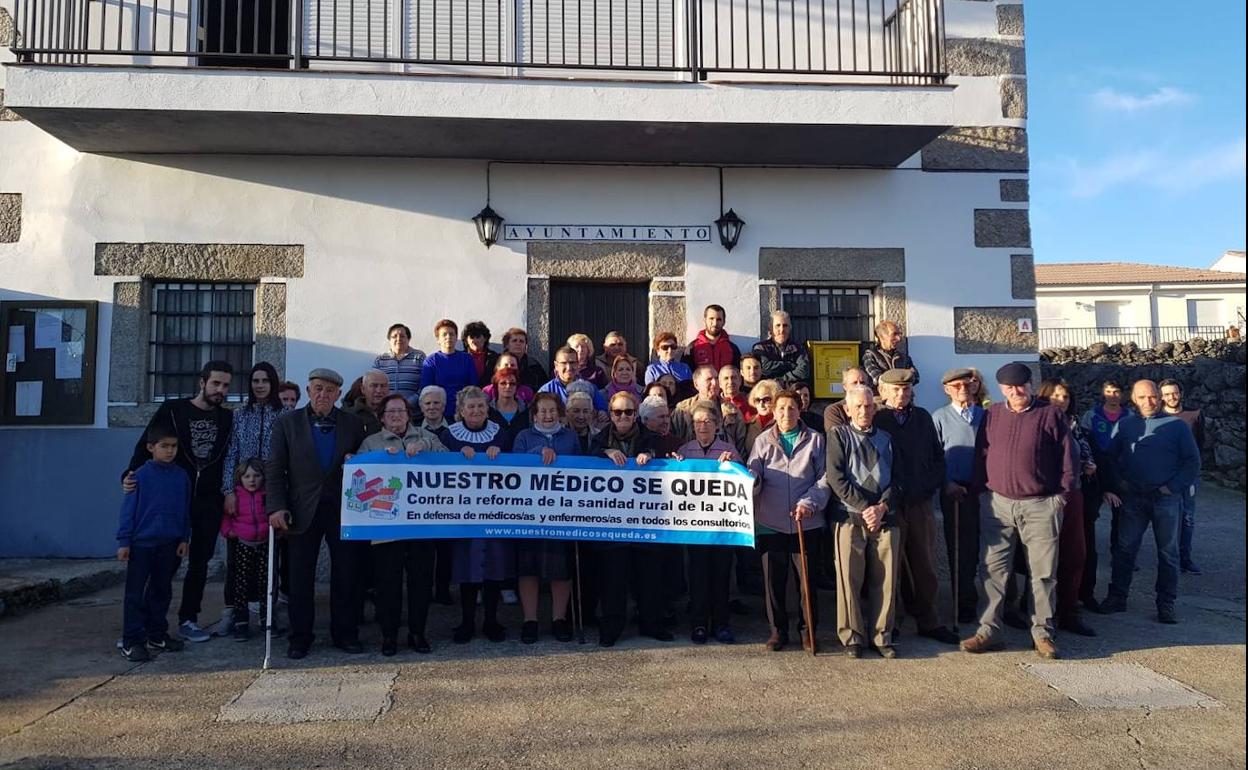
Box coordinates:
[220,459,269,640]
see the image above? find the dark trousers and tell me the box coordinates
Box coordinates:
[225,538,268,614]
[1109,491,1181,607]
[373,541,434,639]
[735,546,763,590]
[1056,490,1086,621]
[1179,488,1197,567]
[434,540,454,597]
[574,543,600,624]
[286,498,365,647]
[940,491,981,618]
[661,545,687,612]
[687,545,733,631]
[1080,479,1119,602]
[595,547,630,639]
[177,493,224,624]
[630,545,666,631]
[758,530,821,636]
[123,540,182,646]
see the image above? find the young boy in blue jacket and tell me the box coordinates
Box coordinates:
[117,424,192,661]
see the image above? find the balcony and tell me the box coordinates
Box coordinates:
[1038,326,1233,351]
[4,0,954,163]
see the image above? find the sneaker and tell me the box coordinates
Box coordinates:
[690,626,709,645]
[211,609,235,638]
[179,620,211,643]
[1181,562,1203,575]
[1157,604,1178,624]
[146,636,185,652]
[115,636,124,650]
[500,589,519,605]
[1098,595,1128,614]
[120,644,151,662]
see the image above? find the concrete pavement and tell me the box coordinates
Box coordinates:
[1,485,1244,769]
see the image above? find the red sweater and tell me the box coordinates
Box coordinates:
[973,400,1077,499]
[686,330,741,371]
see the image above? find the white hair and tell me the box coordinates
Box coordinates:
[566,391,594,409]
[771,309,791,323]
[566,380,597,397]
[844,385,873,406]
[638,395,669,423]
[419,385,446,401]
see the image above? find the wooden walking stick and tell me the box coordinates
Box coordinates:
[263,525,275,670]
[573,542,586,644]
[795,518,817,656]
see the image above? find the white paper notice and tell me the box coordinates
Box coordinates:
[55,340,84,380]
[15,381,42,416]
[8,326,25,363]
[34,311,62,349]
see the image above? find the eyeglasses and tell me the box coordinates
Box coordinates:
[659,344,677,350]
[947,382,971,390]
[611,409,636,417]
[692,419,717,427]
[755,396,773,404]
[555,359,577,366]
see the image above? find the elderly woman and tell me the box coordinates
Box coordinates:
[568,333,608,389]
[827,385,900,659]
[462,320,500,387]
[357,393,446,656]
[590,391,665,646]
[374,323,427,404]
[511,393,581,644]
[747,389,831,653]
[605,355,644,401]
[671,400,743,644]
[439,386,513,643]
[420,319,478,418]
[414,385,449,434]
[645,332,693,387]
[483,353,536,403]
[565,391,598,453]
[744,379,781,452]
[487,368,531,438]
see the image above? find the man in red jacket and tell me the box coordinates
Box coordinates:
[685,304,742,372]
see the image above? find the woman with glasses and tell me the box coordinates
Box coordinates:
[440,386,515,644]
[670,401,743,644]
[483,353,536,404]
[645,332,693,388]
[487,368,530,439]
[743,379,781,453]
[357,393,446,656]
[590,391,666,646]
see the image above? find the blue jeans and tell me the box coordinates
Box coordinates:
[1108,491,1180,607]
[122,540,182,646]
[1179,487,1197,566]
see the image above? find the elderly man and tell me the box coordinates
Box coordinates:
[752,310,810,386]
[267,368,373,658]
[595,330,642,381]
[824,367,870,431]
[873,369,958,645]
[539,346,608,411]
[1098,380,1201,624]
[1159,378,1206,575]
[672,365,747,451]
[962,363,1077,660]
[344,368,389,433]
[827,385,901,658]
[861,321,919,389]
[932,368,986,624]
[686,304,742,372]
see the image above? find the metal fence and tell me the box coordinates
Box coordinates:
[1038,326,1230,350]
[9,0,945,81]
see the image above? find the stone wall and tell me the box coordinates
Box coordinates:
[1041,338,1247,490]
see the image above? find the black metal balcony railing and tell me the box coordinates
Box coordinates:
[1038,326,1231,350]
[9,0,945,82]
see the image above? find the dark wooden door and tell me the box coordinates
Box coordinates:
[549,281,650,367]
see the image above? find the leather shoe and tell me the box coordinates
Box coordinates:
[1157,604,1178,624]
[918,626,961,645]
[691,626,709,644]
[1098,595,1127,614]
[959,634,1005,654]
[452,623,474,644]
[845,644,862,659]
[409,634,432,654]
[877,644,898,659]
[766,631,787,652]
[1058,615,1097,637]
[381,637,398,657]
[1034,637,1059,659]
[286,643,309,660]
[334,639,364,654]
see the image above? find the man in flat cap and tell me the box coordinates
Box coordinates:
[873,368,959,645]
[932,368,986,624]
[267,368,375,658]
[962,363,1077,659]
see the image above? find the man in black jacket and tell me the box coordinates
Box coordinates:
[873,368,959,645]
[266,368,373,658]
[751,310,811,386]
[123,360,234,643]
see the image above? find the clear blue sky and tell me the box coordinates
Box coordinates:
[1028,2,1246,268]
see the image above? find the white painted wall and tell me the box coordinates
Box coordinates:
[1037,285,1245,330]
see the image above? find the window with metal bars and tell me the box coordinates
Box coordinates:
[780,286,875,343]
[148,282,256,401]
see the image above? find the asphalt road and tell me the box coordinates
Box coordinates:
[2,485,1244,769]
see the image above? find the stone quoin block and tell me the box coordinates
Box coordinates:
[758,248,906,283]
[0,193,21,242]
[1001,77,1028,119]
[0,89,23,122]
[999,178,1029,202]
[527,242,685,280]
[997,4,1024,36]
[94,243,305,279]
[945,38,1026,77]
[974,209,1032,248]
[254,283,288,375]
[650,293,687,343]
[650,279,684,292]
[758,285,781,336]
[921,127,1029,172]
[525,277,552,364]
[0,7,16,46]
[107,282,146,404]
[882,286,907,331]
[953,306,1038,354]
[1010,254,1036,299]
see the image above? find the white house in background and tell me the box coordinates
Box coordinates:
[1210,250,1246,274]
[2,0,1036,556]
[1036,262,1247,349]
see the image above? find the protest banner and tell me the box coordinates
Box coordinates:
[340,451,755,547]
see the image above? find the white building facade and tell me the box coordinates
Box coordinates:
[0,0,1036,556]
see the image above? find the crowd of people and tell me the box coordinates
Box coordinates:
[114,306,1204,663]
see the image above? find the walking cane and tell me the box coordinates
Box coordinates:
[573,542,586,644]
[795,519,817,657]
[952,499,961,632]
[262,525,275,670]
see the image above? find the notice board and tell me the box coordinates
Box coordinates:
[1,300,99,425]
